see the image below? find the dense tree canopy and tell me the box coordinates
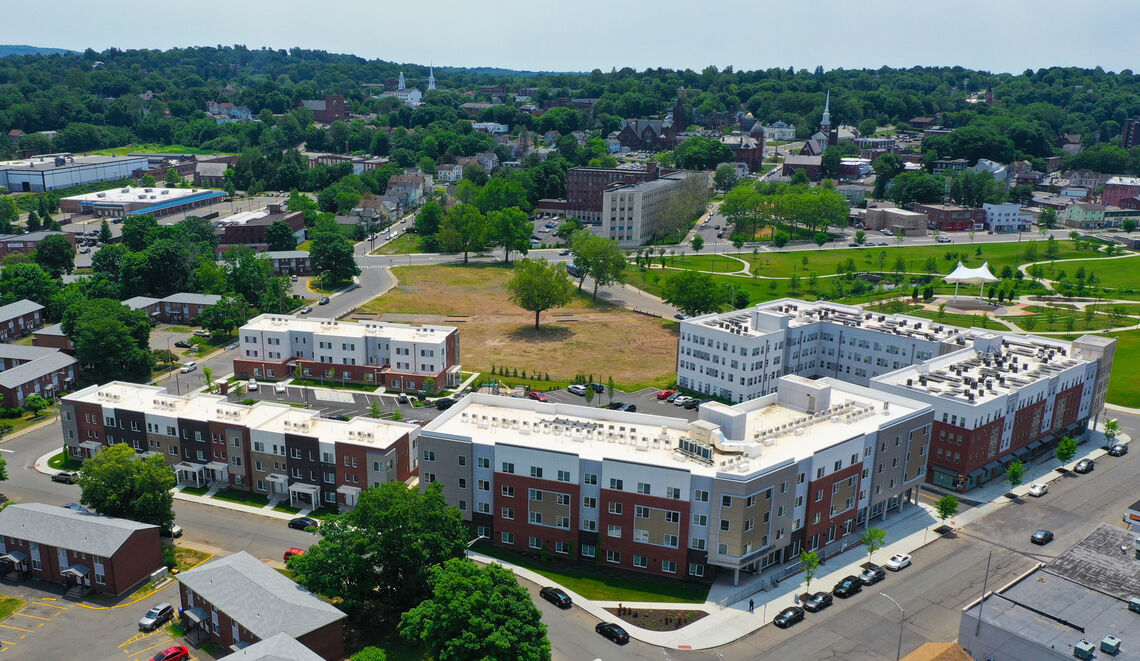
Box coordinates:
[61,298,153,383]
[77,443,176,530]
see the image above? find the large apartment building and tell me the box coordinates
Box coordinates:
[676,299,1115,492]
[418,379,933,584]
[60,382,419,510]
[565,163,674,224]
[233,314,461,392]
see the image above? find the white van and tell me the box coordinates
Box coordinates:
[180,362,197,373]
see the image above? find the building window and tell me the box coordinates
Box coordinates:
[501,532,514,544]
[666,486,681,499]
[609,478,623,491]
[501,507,514,520]
[530,466,543,479]
[633,555,648,568]
[581,544,596,558]
[608,502,622,515]
[583,472,598,485]
[722,495,732,507]
[501,462,515,474]
[637,482,651,495]
[662,560,677,573]
[478,457,490,469]
[583,496,597,508]
[529,488,542,501]
[557,470,570,482]
[529,536,542,550]
[608,524,622,538]
[689,563,705,577]
[695,489,710,502]
[690,537,707,550]
[720,520,730,532]
[606,550,621,564]
[692,513,707,526]
[501,485,514,497]
[555,541,570,554]
[635,506,650,518]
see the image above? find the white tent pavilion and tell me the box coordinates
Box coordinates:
[944,261,999,301]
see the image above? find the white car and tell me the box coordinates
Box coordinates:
[274,382,287,394]
[247,378,259,391]
[884,553,911,571]
[1028,483,1048,497]
[179,362,197,373]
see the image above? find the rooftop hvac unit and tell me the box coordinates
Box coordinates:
[1101,635,1121,655]
[1129,596,1140,613]
[1074,640,1095,660]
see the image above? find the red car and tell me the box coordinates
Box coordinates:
[284,547,306,562]
[152,646,190,661]
[657,390,676,400]
[527,391,548,402]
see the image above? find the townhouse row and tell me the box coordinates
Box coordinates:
[676,299,1115,492]
[60,382,419,510]
[232,314,462,393]
[418,377,932,583]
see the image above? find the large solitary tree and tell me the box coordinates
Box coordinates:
[438,203,489,263]
[400,559,551,661]
[77,443,176,530]
[507,258,575,330]
[661,270,725,316]
[310,224,361,287]
[62,298,153,383]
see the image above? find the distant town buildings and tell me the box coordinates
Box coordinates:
[300,95,347,124]
[215,204,306,253]
[1103,176,1140,208]
[206,100,253,124]
[913,204,986,232]
[0,343,76,407]
[1122,116,1140,151]
[566,163,677,224]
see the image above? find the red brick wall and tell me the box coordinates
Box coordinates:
[72,401,105,454]
[596,487,690,577]
[803,463,861,551]
[335,441,367,507]
[393,434,415,482]
[1011,399,1049,447]
[298,622,346,661]
[1051,383,1085,432]
[493,472,582,561]
[109,528,163,595]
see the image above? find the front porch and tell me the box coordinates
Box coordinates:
[287,482,320,508]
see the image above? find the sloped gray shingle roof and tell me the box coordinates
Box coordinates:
[224,633,323,660]
[0,299,43,321]
[0,503,157,557]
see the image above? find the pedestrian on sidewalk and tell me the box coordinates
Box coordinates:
[794,593,800,606]
[749,598,754,614]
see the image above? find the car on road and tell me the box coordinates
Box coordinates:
[152,646,190,661]
[179,362,197,373]
[319,296,330,305]
[51,471,79,484]
[683,398,701,410]
[773,606,805,628]
[884,553,912,571]
[299,306,313,314]
[527,391,548,402]
[848,242,860,247]
[192,329,210,337]
[595,622,629,644]
[802,591,833,612]
[567,384,587,396]
[674,313,689,320]
[1109,443,1128,457]
[283,547,306,562]
[397,392,409,404]
[289,517,319,530]
[174,340,192,348]
[833,575,863,598]
[61,503,88,512]
[247,378,259,391]
[937,237,953,243]
[1074,458,1095,474]
[881,229,894,236]
[435,398,456,410]
[291,274,298,282]
[160,524,183,539]
[559,249,571,256]
[539,586,572,608]
[225,342,239,351]
[275,382,287,394]
[138,602,174,631]
[1031,529,1054,545]
[1028,483,1048,497]
[859,564,886,585]
[657,390,676,400]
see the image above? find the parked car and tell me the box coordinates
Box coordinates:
[588,382,606,393]
[1074,458,1095,474]
[174,340,192,349]
[397,392,409,404]
[673,395,691,407]
[833,575,863,598]
[289,517,319,530]
[283,547,306,562]
[666,392,681,403]
[247,378,259,391]
[319,296,330,305]
[274,382,287,394]
[79,246,90,254]
[51,471,78,484]
[595,622,629,644]
[802,591,833,613]
[674,313,689,320]
[527,391,548,402]
[1031,529,1054,545]
[299,306,313,314]
[773,606,805,628]
[937,237,953,243]
[61,503,88,512]
[192,329,210,337]
[618,403,637,412]
[884,553,912,571]
[859,564,886,585]
[567,384,587,396]
[1109,443,1128,457]
[607,401,625,410]
[1028,483,1048,497]
[139,602,174,631]
[683,398,700,410]
[539,586,572,608]
[657,390,676,400]
[225,342,239,351]
[179,362,197,374]
[152,646,190,661]
[291,274,298,282]
[160,524,183,539]
[435,398,456,410]
[848,242,860,247]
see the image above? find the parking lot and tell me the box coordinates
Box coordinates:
[530,215,568,248]
[542,386,703,422]
[0,577,208,660]
[234,384,446,425]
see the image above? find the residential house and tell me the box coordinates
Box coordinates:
[256,251,311,276]
[761,120,796,141]
[224,633,324,661]
[1063,170,1108,190]
[206,101,253,124]
[177,552,346,660]
[908,117,936,130]
[932,158,969,176]
[474,151,500,172]
[0,344,77,407]
[0,299,44,342]
[0,503,162,596]
[32,323,73,354]
[385,175,427,207]
[436,163,463,183]
[1062,202,1106,230]
[1055,133,1083,154]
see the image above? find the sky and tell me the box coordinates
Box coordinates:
[4,0,1140,75]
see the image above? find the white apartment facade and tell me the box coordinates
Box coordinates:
[982,203,1030,233]
[600,172,695,247]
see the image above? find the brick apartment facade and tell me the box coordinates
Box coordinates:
[0,231,75,258]
[566,163,673,224]
[914,204,986,231]
[123,293,222,325]
[0,299,44,342]
[0,344,77,408]
[218,205,306,250]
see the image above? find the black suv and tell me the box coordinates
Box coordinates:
[859,564,886,586]
[1074,458,1095,474]
[833,575,863,598]
[539,586,571,608]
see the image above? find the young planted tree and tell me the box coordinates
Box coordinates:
[800,550,821,593]
[934,494,959,531]
[1104,419,1120,446]
[23,394,51,418]
[1006,459,1026,495]
[1054,435,1079,471]
[202,367,214,394]
[862,527,886,562]
[583,385,595,407]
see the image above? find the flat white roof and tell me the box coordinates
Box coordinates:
[65,382,415,450]
[242,314,455,343]
[425,390,920,477]
[61,186,210,203]
[215,209,269,226]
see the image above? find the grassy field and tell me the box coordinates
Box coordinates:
[1106,330,1140,408]
[211,488,269,507]
[475,544,709,603]
[47,450,82,471]
[1001,305,1120,332]
[361,264,679,390]
[907,309,1005,330]
[89,143,236,156]
[1045,254,1140,291]
[0,595,25,622]
[372,233,424,255]
[659,254,745,273]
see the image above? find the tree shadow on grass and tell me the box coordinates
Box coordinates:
[506,324,575,343]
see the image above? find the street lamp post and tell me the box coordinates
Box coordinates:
[879,592,905,661]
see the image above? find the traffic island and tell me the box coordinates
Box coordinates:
[605,606,708,631]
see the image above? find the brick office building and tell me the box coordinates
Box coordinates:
[913,204,986,232]
[566,163,675,224]
[301,95,347,124]
[216,205,306,252]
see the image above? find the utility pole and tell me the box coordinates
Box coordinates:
[975,549,993,636]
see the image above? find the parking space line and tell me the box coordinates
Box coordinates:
[10,612,51,621]
[31,601,65,609]
[129,640,168,656]
[119,630,160,648]
[0,624,32,633]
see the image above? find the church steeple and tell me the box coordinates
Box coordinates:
[397,71,406,90]
[427,66,436,92]
[820,90,831,132]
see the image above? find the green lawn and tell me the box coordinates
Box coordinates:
[297,240,313,251]
[47,450,82,471]
[474,544,709,603]
[172,547,212,571]
[1001,305,1121,332]
[658,254,746,273]
[0,595,25,622]
[1042,254,1140,291]
[273,504,301,514]
[0,408,57,438]
[290,377,379,392]
[372,233,424,255]
[89,143,237,156]
[180,485,209,496]
[211,488,269,507]
[1106,329,1140,408]
[907,309,1005,330]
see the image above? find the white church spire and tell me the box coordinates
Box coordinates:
[427,65,436,91]
[821,90,831,129]
[398,71,406,90]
